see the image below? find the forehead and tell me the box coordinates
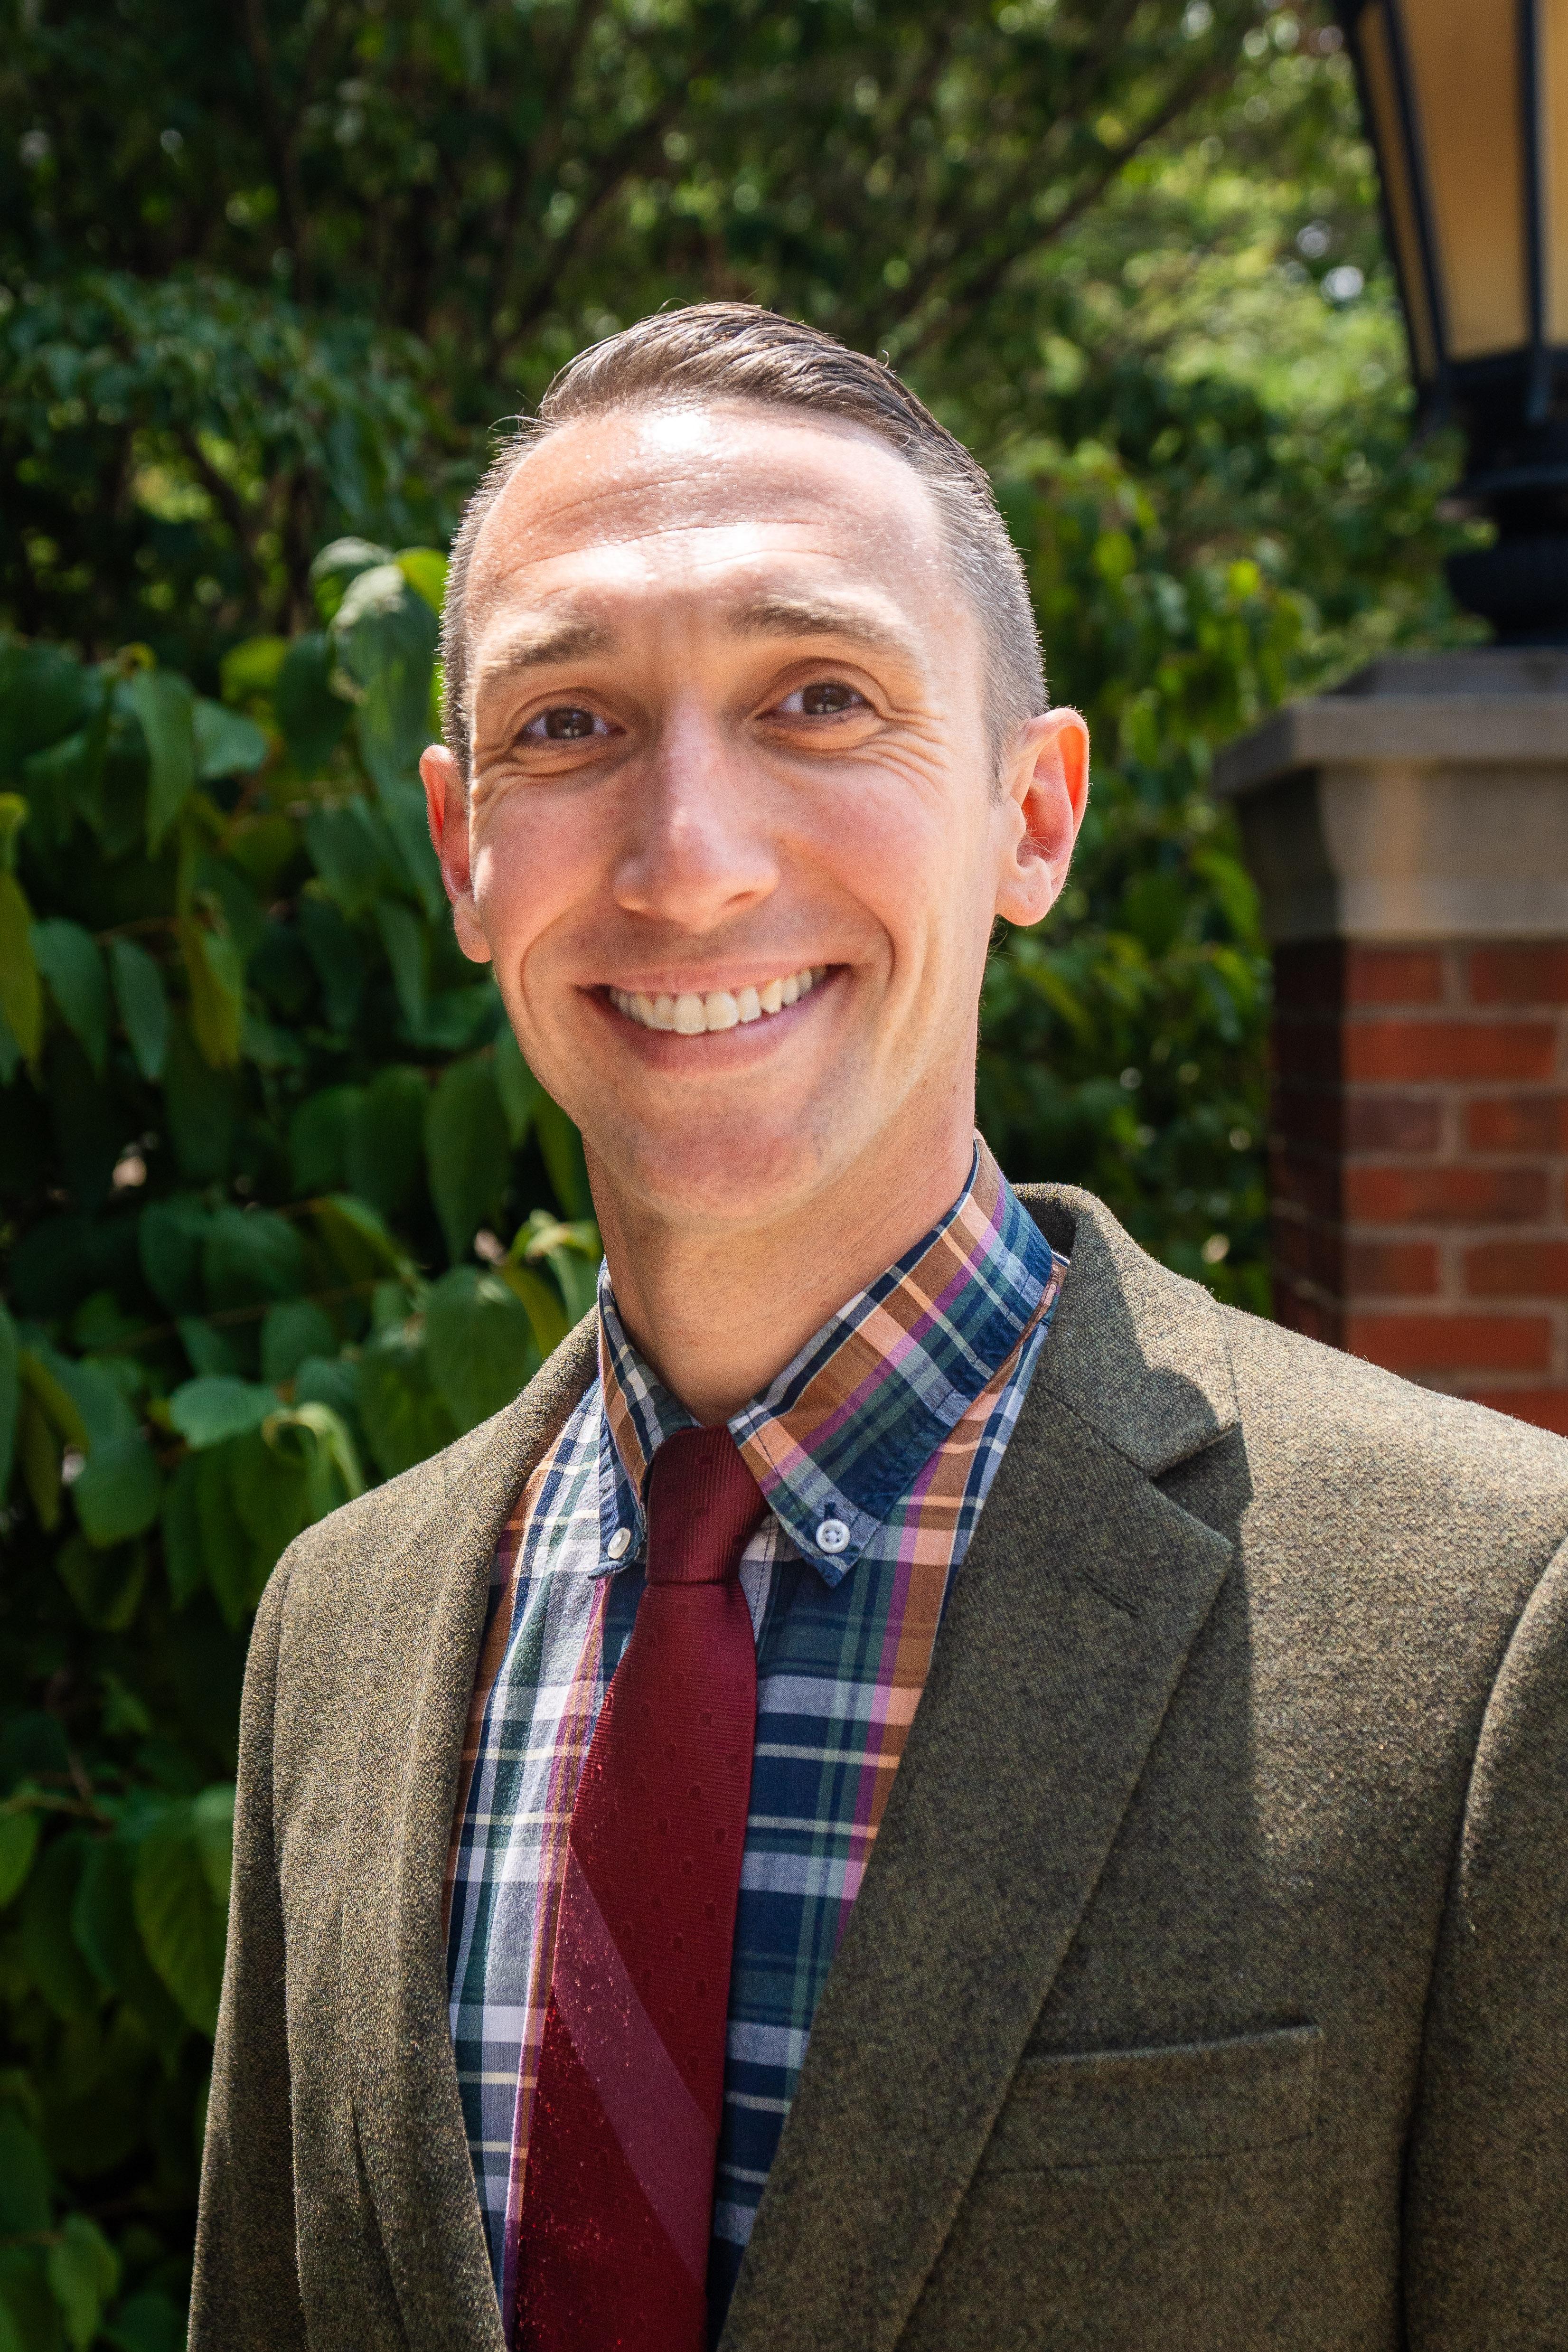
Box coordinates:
[464,402,963,646]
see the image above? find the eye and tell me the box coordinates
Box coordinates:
[522,705,611,742]
[775,679,869,718]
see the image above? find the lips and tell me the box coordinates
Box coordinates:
[608,965,827,1034]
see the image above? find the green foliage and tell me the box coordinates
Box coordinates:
[0,554,596,2344]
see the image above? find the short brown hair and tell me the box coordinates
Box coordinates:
[441,302,1046,785]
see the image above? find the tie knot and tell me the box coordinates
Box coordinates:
[644,1426,767,1586]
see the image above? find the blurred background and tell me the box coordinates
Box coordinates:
[0,4,1481,2344]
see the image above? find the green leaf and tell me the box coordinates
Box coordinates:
[17,1390,62,1530]
[273,632,351,771]
[56,1533,147,1631]
[192,1442,255,1628]
[47,2214,120,2352]
[219,633,289,709]
[313,1193,411,1289]
[260,1300,336,1385]
[191,1783,235,1906]
[344,1064,428,1223]
[193,697,268,781]
[71,1840,186,2063]
[133,1810,227,2035]
[162,1014,237,1181]
[394,546,448,614]
[376,898,426,1033]
[107,938,169,1082]
[178,918,244,1069]
[168,1377,276,1449]
[289,1083,358,1195]
[20,1835,99,2021]
[160,1456,205,1609]
[498,1260,571,1358]
[0,2110,50,2232]
[0,868,42,1065]
[138,1198,211,1316]
[330,563,438,794]
[202,1206,305,1312]
[424,1267,540,1432]
[103,2290,186,2352]
[0,1299,17,1501]
[358,1319,459,1480]
[425,1054,510,1266]
[494,1025,543,1148]
[0,1810,40,1909]
[127,670,196,852]
[30,922,109,1079]
[304,798,397,920]
[310,535,392,623]
[536,1094,593,1221]
[72,1434,162,1550]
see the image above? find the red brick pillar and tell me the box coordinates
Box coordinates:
[1216,654,1568,1438]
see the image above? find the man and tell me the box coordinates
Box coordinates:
[191,306,1568,2352]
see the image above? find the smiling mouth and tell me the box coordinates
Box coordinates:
[608,965,829,1035]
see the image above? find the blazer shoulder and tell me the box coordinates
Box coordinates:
[261,1313,598,1649]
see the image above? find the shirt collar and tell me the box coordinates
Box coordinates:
[593,1138,1064,1586]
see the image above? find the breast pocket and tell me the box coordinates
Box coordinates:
[980,2022,1322,2173]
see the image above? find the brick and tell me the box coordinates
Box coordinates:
[1345,1164,1548,1225]
[1344,945,1447,1006]
[1465,1240,1568,1297]
[1466,1093,1568,1154]
[1468,945,1568,1004]
[1345,1312,1553,1374]
[1466,1387,1568,1436]
[1344,1239,1441,1297]
[1343,1092,1444,1154]
[1345,1019,1557,1084]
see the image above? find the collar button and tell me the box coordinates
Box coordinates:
[814,1517,850,1556]
[607,1527,633,1562]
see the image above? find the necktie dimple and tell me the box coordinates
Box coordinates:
[516,1424,767,2352]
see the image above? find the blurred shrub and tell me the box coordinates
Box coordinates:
[0,542,596,2345]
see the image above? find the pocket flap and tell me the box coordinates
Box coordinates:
[982,2022,1322,2172]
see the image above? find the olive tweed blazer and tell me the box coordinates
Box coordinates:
[190,1185,1568,2351]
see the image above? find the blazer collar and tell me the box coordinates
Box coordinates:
[719,1185,1240,2352]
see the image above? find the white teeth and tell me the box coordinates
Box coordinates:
[610,968,826,1034]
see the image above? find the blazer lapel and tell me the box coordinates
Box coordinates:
[720,1188,1240,2352]
[339,1320,597,2350]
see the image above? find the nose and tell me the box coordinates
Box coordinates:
[611,702,779,934]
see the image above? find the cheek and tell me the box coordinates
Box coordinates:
[467,795,585,950]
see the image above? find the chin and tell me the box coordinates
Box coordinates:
[603,1111,851,1231]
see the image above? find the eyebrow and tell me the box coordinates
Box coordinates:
[476,611,618,681]
[725,591,920,664]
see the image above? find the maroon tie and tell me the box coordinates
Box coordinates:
[516,1425,766,2352]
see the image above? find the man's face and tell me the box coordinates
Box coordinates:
[422,402,1087,1235]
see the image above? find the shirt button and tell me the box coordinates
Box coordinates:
[607,1527,632,1561]
[815,1517,850,1555]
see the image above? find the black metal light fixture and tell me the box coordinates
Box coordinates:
[1339,0,1568,641]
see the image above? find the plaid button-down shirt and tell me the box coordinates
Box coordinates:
[444,1139,1066,2339]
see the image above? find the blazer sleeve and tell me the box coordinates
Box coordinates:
[1404,1529,1568,2346]
[188,1560,310,2352]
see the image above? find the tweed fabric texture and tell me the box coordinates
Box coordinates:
[444,1143,1063,2329]
[192,1183,1568,2352]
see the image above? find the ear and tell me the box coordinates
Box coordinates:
[420,743,492,965]
[992,708,1090,929]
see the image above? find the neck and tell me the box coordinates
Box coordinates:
[590,1105,977,1424]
